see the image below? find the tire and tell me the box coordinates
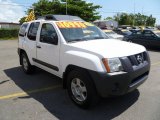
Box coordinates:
[21,53,34,74]
[67,69,98,109]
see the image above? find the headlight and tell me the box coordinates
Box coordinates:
[102,58,123,73]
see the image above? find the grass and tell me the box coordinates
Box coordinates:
[0,37,18,40]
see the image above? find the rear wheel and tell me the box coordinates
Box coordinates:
[67,69,98,109]
[21,53,34,74]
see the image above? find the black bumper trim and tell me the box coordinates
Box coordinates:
[88,57,150,97]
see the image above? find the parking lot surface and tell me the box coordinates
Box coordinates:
[0,40,160,120]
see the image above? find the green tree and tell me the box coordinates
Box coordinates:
[146,15,156,26]
[104,17,113,20]
[19,16,26,24]
[114,13,156,26]
[19,0,101,23]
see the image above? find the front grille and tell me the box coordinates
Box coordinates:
[128,52,148,66]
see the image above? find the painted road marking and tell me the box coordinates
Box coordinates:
[0,85,61,100]
[0,61,160,100]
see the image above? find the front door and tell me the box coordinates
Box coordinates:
[142,30,157,47]
[35,23,60,76]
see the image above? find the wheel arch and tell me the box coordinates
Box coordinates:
[19,49,27,65]
[62,65,96,90]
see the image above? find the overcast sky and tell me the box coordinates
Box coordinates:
[0,0,160,25]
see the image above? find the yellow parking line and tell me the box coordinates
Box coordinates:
[151,61,160,66]
[1,61,159,100]
[0,85,61,100]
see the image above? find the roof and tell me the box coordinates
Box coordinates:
[93,20,117,23]
[0,22,20,25]
[38,15,85,21]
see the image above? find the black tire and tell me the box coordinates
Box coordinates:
[21,52,34,74]
[67,69,99,109]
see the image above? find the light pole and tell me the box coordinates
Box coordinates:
[66,0,67,15]
[133,0,135,26]
[60,0,68,15]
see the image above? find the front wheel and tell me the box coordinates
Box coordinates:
[67,69,98,109]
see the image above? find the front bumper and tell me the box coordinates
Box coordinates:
[88,52,150,97]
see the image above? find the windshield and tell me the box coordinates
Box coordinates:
[153,31,160,37]
[156,33,160,37]
[56,21,108,42]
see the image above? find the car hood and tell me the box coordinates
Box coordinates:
[68,39,146,58]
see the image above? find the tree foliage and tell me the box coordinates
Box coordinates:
[113,13,156,26]
[104,17,114,20]
[19,16,26,24]
[19,0,101,23]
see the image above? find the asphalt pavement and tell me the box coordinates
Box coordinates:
[0,40,160,120]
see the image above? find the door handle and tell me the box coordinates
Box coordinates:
[36,45,41,48]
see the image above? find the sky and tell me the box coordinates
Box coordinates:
[0,0,160,25]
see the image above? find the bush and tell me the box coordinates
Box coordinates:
[0,28,19,39]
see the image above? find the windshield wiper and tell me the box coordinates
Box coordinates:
[68,38,86,43]
[93,37,106,39]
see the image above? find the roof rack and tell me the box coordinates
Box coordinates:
[37,15,85,21]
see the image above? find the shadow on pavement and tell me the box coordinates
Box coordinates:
[4,66,140,120]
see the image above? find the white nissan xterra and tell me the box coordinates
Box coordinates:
[18,15,150,108]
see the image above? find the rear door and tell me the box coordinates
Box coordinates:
[131,31,143,44]
[25,22,40,64]
[35,22,60,76]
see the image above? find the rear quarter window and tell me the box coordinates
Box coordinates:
[19,23,28,37]
[27,22,40,41]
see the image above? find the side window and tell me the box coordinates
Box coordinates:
[27,22,40,41]
[143,31,154,37]
[19,23,28,37]
[40,23,58,45]
[136,31,142,35]
[133,31,142,35]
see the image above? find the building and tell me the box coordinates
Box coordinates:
[0,22,20,29]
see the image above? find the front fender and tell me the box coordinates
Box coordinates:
[61,50,106,73]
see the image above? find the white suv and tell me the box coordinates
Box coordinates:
[18,15,150,108]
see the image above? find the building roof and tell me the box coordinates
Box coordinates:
[0,22,20,25]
